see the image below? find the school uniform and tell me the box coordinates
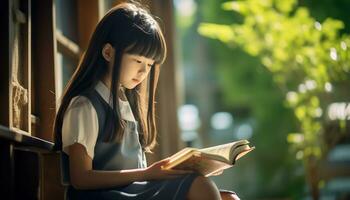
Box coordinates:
[60,81,199,200]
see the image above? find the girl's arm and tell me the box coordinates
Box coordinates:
[69,143,192,190]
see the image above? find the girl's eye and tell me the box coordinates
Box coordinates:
[133,57,154,67]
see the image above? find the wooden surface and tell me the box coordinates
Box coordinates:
[148,0,184,162]
[0,125,53,150]
[0,0,10,128]
[0,124,58,200]
[31,0,57,141]
[0,0,182,199]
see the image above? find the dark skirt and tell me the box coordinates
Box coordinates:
[67,173,199,200]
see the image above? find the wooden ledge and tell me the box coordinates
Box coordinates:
[0,125,54,151]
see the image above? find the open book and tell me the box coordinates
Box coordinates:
[162,140,255,177]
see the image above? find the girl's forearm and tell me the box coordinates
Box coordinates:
[71,168,147,190]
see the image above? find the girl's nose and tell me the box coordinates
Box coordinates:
[138,63,147,73]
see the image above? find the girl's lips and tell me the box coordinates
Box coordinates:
[132,78,140,83]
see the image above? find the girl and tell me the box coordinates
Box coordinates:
[53,2,238,200]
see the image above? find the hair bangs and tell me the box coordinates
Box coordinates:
[125,28,166,65]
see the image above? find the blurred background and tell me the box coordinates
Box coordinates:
[173,0,350,199]
[1,0,350,199]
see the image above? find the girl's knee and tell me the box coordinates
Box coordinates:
[193,176,215,187]
[187,176,220,200]
[220,191,240,200]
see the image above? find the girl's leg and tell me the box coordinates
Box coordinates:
[186,176,221,200]
[220,190,240,200]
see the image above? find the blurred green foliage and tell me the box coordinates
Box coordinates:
[196,0,350,197]
[175,0,304,197]
[199,0,350,156]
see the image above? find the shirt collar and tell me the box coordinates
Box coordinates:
[94,81,135,121]
[95,81,129,105]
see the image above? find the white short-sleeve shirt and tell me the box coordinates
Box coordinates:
[62,81,136,159]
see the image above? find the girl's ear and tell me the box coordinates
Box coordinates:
[102,43,115,62]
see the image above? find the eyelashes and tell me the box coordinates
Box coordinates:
[134,59,153,67]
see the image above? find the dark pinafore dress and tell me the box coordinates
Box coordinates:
[60,89,199,200]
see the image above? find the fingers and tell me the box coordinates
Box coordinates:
[156,158,173,169]
[156,158,171,166]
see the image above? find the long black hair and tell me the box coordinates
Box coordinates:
[53,2,166,152]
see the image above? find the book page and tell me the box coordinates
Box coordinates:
[163,140,255,175]
[235,146,255,161]
[230,145,255,164]
[199,140,249,162]
[171,154,233,176]
[168,147,195,162]
[163,150,199,169]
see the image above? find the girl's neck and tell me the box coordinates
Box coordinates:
[100,77,127,101]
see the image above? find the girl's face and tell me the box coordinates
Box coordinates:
[119,53,155,89]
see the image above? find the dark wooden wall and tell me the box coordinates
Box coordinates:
[0,0,183,199]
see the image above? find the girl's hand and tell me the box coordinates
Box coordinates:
[143,158,193,180]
